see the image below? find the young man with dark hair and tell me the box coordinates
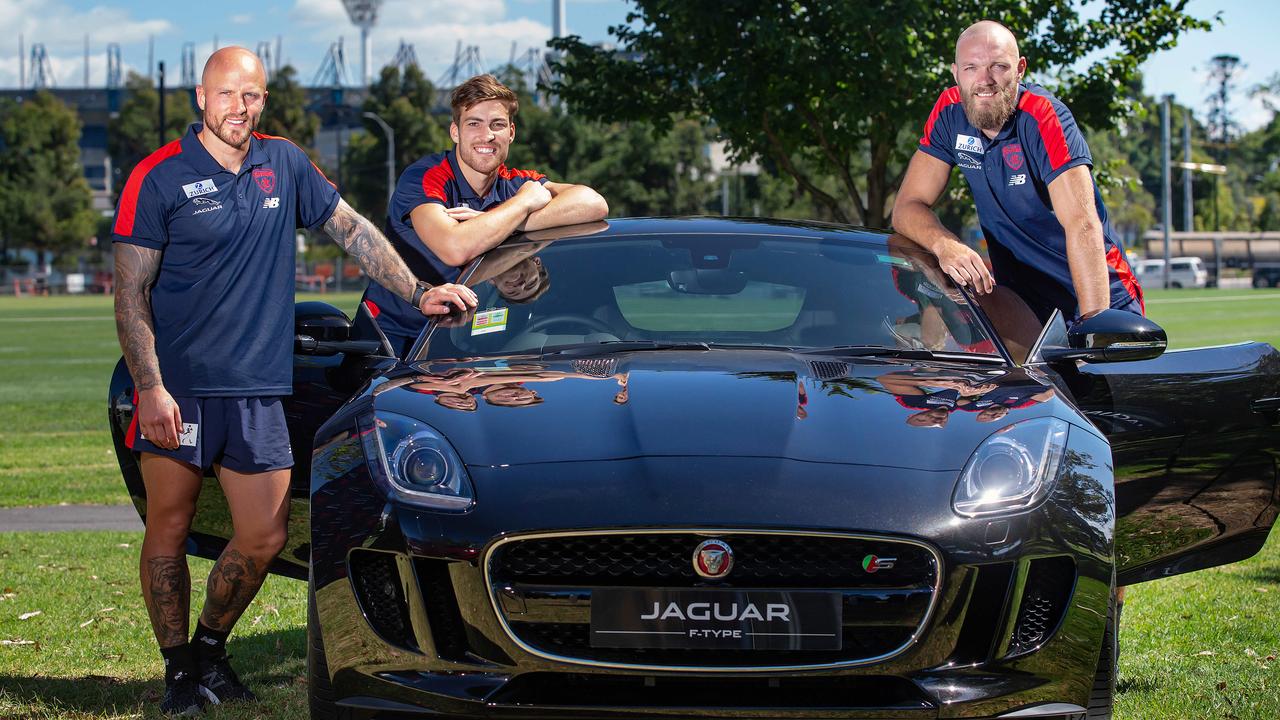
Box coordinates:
[362,74,608,354]
[112,47,475,716]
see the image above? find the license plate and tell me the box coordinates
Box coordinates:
[590,588,842,650]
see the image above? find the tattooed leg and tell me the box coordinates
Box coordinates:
[138,453,202,647]
[199,466,291,633]
[143,555,191,647]
[200,548,265,632]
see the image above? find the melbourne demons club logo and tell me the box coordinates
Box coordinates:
[1002,144,1025,171]
[253,168,276,194]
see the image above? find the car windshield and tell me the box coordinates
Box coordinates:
[416,232,1002,362]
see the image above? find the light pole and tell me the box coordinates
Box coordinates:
[362,111,395,205]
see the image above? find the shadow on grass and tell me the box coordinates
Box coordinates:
[1241,565,1280,585]
[1117,675,1163,695]
[0,627,306,717]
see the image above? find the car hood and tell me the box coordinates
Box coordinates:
[369,351,1066,471]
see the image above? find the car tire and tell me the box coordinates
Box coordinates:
[308,576,344,720]
[1170,281,1183,289]
[1086,591,1118,719]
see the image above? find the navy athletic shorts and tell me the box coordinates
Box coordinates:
[127,396,293,473]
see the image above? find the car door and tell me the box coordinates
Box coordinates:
[1036,340,1280,584]
[109,301,396,580]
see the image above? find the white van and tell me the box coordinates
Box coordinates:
[1134,257,1208,288]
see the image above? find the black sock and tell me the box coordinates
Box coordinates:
[160,643,197,683]
[192,621,230,663]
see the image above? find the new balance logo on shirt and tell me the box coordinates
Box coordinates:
[1008,174,1027,186]
[262,197,280,209]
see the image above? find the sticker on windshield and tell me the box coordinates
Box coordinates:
[876,254,913,269]
[471,308,509,336]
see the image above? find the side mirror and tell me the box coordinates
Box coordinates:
[295,301,351,342]
[1031,309,1167,364]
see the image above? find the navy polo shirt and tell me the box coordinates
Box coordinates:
[362,149,547,339]
[918,82,1143,320]
[112,123,339,396]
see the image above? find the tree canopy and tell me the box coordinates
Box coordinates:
[259,65,321,148]
[107,72,195,195]
[0,92,99,268]
[550,0,1211,228]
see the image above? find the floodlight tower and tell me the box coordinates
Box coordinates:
[342,0,384,87]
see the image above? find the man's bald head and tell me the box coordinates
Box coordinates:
[201,47,266,88]
[955,20,1020,65]
[195,47,268,155]
[951,20,1026,134]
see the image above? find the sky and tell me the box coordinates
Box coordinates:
[2,0,1277,131]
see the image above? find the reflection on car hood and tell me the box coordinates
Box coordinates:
[369,351,1065,471]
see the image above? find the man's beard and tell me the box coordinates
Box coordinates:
[961,81,1018,132]
[206,113,256,149]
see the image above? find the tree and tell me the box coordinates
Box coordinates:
[107,72,194,195]
[550,1,1210,228]
[259,65,321,147]
[0,93,99,270]
[343,64,452,221]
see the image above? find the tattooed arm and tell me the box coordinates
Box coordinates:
[114,244,182,449]
[322,198,478,315]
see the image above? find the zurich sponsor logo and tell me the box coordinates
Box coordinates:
[1008,173,1028,186]
[956,152,983,169]
[955,134,984,154]
[182,179,218,198]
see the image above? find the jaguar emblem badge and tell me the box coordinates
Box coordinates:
[693,539,734,579]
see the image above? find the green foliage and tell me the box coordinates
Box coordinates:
[0,93,99,267]
[342,64,451,222]
[259,66,321,148]
[550,0,1210,228]
[107,72,195,195]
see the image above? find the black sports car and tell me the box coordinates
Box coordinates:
[110,218,1280,720]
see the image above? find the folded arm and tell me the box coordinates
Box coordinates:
[519,182,609,232]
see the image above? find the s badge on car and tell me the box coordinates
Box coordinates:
[692,539,734,579]
[862,554,896,573]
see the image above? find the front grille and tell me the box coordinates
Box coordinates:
[493,532,936,588]
[488,531,940,669]
[1007,556,1076,657]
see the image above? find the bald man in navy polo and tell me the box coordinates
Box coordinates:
[111,47,475,715]
[893,20,1143,356]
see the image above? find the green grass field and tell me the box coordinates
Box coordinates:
[0,288,1278,718]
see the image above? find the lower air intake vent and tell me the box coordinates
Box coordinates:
[350,549,416,651]
[1007,556,1076,657]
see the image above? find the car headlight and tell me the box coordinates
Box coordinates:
[358,411,475,512]
[952,417,1069,517]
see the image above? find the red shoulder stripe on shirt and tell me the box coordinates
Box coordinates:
[497,166,547,182]
[1018,91,1072,171]
[921,87,962,147]
[421,160,456,203]
[252,131,337,189]
[1106,246,1145,314]
[113,139,183,237]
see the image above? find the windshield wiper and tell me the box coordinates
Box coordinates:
[798,345,1001,363]
[540,340,712,357]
